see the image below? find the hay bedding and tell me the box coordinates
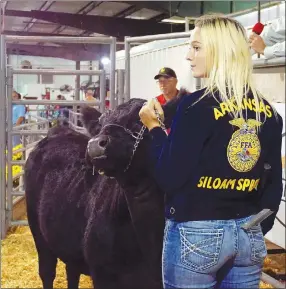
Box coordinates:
[1,224,281,288]
[1,225,93,288]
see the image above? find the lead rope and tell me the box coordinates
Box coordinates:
[154,107,168,135]
[124,125,147,172]
[124,102,167,173]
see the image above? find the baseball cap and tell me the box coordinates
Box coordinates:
[154,67,177,80]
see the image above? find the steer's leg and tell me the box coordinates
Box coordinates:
[66,263,81,289]
[90,266,119,289]
[38,248,58,289]
[27,210,57,289]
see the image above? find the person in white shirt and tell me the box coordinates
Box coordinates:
[249,16,285,59]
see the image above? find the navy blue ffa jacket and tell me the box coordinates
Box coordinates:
[149,88,283,234]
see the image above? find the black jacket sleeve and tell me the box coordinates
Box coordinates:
[260,115,283,235]
[149,97,215,194]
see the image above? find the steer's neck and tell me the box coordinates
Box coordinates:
[116,169,151,190]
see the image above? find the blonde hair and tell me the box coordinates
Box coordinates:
[194,13,268,123]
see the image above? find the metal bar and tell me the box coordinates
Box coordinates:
[185,17,189,31]
[117,69,125,105]
[5,35,113,44]
[11,191,25,197]
[261,272,285,289]
[6,66,13,228]
[257,1,261,22]
[126,31,191,43]
[69,111,82,116]
[12,100,99,105]
[257,1,261,59]
[253,57,286,68]
[26,108,57,111]
[99,70,106,113]
[124,36,131,101]
[32,115,50,121]
[10,220,29,226]
[13,120,48,130]
[109,37,116,110]
[75,61,80,112]
[11,68,103,75]
[0,32,7,238]
[10,130,49,135]
[11,161,26,166]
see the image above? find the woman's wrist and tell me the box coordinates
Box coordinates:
[146,121,160,131]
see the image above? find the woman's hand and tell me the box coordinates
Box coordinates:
[139,98,165,131]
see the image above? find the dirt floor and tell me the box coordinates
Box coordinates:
[1,224,285,288]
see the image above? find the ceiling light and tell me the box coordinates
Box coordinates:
[101,57,110,65]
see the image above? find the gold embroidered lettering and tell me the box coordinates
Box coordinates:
[212,178,222,189]
[214,108,224,120]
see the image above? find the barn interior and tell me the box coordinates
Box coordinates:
[0,1,285,288]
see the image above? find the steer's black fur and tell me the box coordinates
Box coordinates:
[24,90,188,289]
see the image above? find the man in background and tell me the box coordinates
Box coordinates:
[12,91,26,147]
[154,67,179,105]
[249,16,285,59]
[85,89,96,101]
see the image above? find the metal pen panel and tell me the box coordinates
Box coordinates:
[5,35,113,44]
[11,68,103,75]
[11,130,49,135]
[109,37,116,110]
[126,31,191,43]
[12,100,99,106]
[99,70,106,113]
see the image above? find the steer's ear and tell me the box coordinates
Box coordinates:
[81,105,102,136]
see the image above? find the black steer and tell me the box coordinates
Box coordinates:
[24,92,187,289]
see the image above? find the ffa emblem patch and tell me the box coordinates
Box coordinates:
[227,118,261,172]
[160,68,166,73]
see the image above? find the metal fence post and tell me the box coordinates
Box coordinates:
[74,61,81,113]
[100,70,106,113]
[185,17,189,31]
[0,32,7,238]
[117,69,125,105]
[109,37,116,110]
[6,66,13,228]
[124,36,131,101]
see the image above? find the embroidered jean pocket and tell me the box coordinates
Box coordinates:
[179,227,224,272]
[247,225,267,264]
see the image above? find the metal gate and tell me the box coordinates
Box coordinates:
[0,33,117,238]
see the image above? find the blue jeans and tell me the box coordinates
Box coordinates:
[162,217,267,288]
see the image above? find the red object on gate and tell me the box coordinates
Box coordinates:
[156,94,170,134]
[252,22,264,35]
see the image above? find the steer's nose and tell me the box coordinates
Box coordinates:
[87,135,109,159]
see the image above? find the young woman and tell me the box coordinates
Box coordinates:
[139,14,283,288]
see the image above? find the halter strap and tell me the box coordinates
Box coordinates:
[101,123,140,139]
